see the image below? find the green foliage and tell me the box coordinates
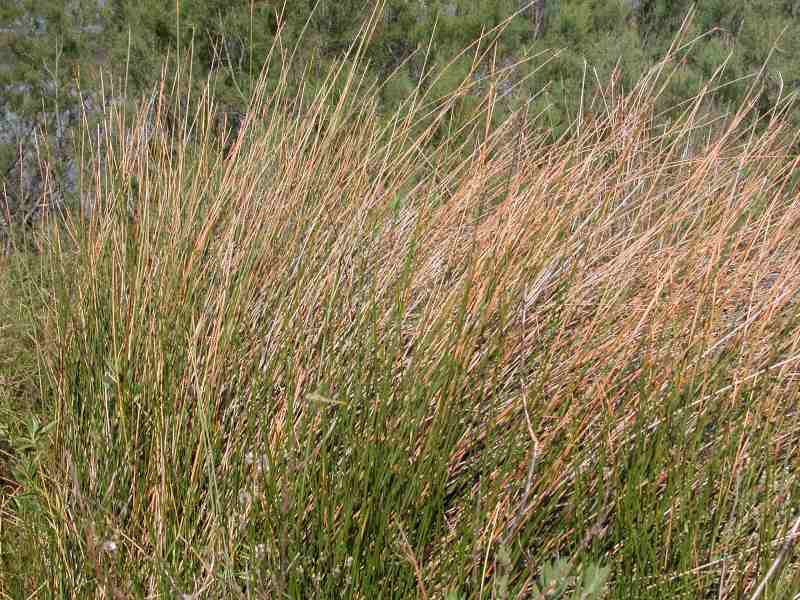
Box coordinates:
[533,558,610,600]
[0,0,104,108]
[4,0,800,168]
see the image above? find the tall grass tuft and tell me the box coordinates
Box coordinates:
[2,12,800,599]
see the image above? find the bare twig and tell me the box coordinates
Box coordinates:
[748,510,800,600]
[395,517,430,600]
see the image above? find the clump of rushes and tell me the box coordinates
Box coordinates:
[3,6,800,599]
